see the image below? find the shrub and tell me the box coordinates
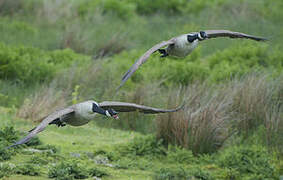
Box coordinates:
[102,0,136,20]
[154,167,188,180]
[88,167,108,177]
[15,163,40,176]
[0,147,12,161]
[117,135,166,158]
[0,43,90,84]
[167,146,195,164]
[154,166,214,180]
[217,145,279,179]
[115,157,153,170]
[0,126,20,161]
[206,43,282,83]
[133,0,187,15]
[0,126,19,144]
[48,161,89,179]
[25,136,42,146]
[0,163,15,178]
[36,144,58,154]
[28,155,49,165]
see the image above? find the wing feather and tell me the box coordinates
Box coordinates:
[205,30,267,41]
[6,108,74,149]
[117,39,175,90]
[99,101,184,114]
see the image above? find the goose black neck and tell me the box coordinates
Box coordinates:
[187,34,198,43]
[92,103,107,115]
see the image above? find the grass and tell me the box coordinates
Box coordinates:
[0,73,282,179]
[0,0,282,179]
[156,73,283,154]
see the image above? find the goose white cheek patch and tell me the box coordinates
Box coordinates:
[198,33,203,40]
[105,110,111,117]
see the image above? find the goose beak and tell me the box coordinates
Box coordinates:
[113,114,119,119]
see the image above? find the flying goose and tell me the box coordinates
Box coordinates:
[117,30,267,90]
[6,100,183,148]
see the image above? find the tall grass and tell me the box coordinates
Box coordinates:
[16,83,68,122]
[157,73,283,154]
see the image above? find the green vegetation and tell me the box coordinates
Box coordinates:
[0,0,282,179]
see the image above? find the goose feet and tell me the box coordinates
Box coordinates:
[49,119,66,127]
[158,49,168,58]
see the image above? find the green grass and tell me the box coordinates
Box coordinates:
[0,111,282,179]
[0,0,282,179]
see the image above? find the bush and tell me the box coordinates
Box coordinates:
[117,135,166,158]
[15,163,40,176]
[28,155,49,165]
[25,136,42,147]
[88,167,108,177]
[154,166,188,180]
[0,147,12,161]
[0,0,40,15]
[0,163,15,178]
[0,126,20,161]
[206,43,282,83]
[115,157,153,170]
[0,43,91,84]
[167,146,195,164]
[0,126,19,144]
[48,161,89,179]
[217,145,279,179]
[154,166,214,180]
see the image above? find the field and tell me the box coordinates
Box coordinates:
[0,0,282,179]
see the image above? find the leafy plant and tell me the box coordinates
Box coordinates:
[48,161,89,179]
[154,166,188,180]
[167,146,196,164]
[217,145,279,179]
[0,43,90,84]
[15,163,40,176]
[88,167,108,178]
[0,163,15,178]
[117,135,166,158]
[0,147,12,161]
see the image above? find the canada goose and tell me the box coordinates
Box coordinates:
[6,100,183,148]
[117,30,267,90]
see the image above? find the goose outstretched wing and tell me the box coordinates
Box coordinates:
[117,39,175,90]
[204,30,267,41]
[6,108,74,149]
[99,101,184,114]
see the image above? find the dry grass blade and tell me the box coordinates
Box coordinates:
[157,73,282,154]
[17,84,68,122]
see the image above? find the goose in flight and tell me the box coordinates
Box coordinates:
[6,100,183,148]
[117,30,267,90]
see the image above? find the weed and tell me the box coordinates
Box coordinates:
[154,166,188,180]
[0,126,19,143]
[15,163,40,176]
[0,162,15,178]
[217,145,279,179]
[117,135,166,158]
[48,161,89,179]
[88,167,108,178]
[167,145,196,164]
[28,155,49,165]
[0,147,12,161]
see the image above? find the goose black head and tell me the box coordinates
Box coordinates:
[187,34,197,43]
[106,109,119,119]
[197,31,208,41]
[92,103,119,119]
